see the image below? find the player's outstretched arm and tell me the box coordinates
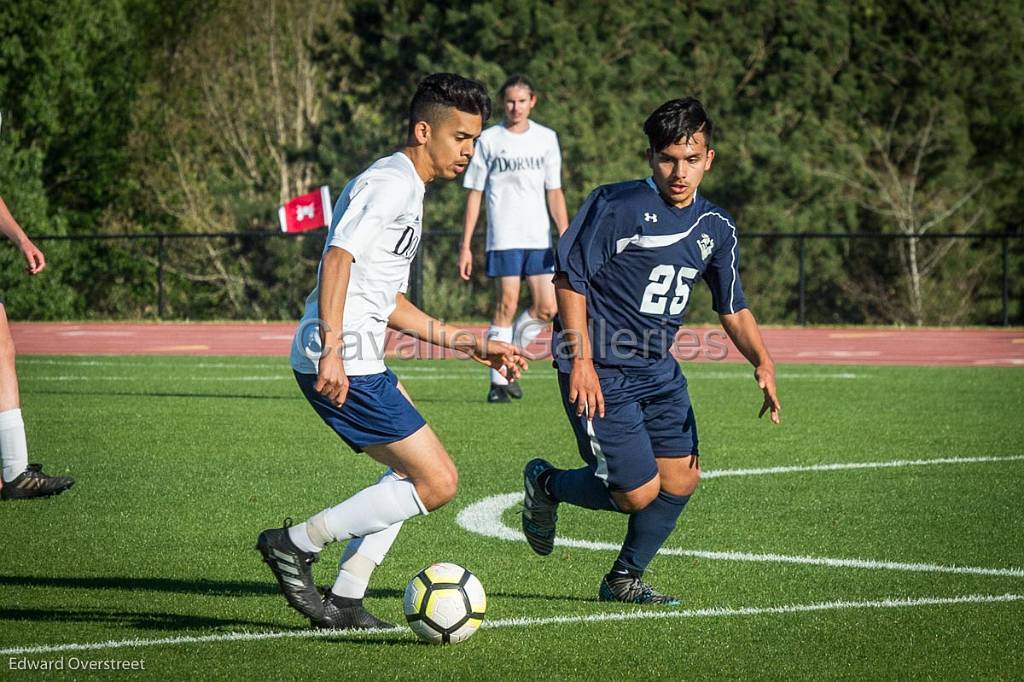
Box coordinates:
[719,308,780,424]
[458,190,483,280]
[554,273,604,418]
[388,294,528,381]
[0,196,46,275]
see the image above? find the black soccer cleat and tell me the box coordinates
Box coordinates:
[598,572,681,606]
[522,458,559,556]
[311,592,398,630]
[505,381,523,400]
[487,384,511,403]
[256,521,325,620]
[1,463,74,501]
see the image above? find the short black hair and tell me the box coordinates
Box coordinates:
[643,97,714,153]
[498,74,534,99]
[408,73,491,132]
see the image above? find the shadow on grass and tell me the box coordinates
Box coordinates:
[22,388,297,401]
[0,575,589,603]
[0,575,278,596]
[0,606,296,632]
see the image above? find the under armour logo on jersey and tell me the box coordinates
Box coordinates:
[698,233,715,260]
[644,212,658,223]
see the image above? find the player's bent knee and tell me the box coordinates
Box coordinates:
[657,455,701,496]
[535,304,557,322]
[416,467,458,512]
[611,478,660,513]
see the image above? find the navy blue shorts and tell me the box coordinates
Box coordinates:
[557,362,698,493]
[294,369,426,452]
[485,248,555,278]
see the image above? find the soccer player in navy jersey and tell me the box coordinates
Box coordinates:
[521,97,780,604]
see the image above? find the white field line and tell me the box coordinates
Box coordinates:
[1,593,1020,656]
[19,359,287,369]
[457,454,1024,578]
[22,375,292,382]
[701,454,1024,479]
[19,359,459,373]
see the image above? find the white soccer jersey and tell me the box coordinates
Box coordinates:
[463,121,562,251]
[290,152,424,376]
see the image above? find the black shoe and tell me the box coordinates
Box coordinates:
[487,384,511,403]
[598,572,680,605]
[312,592,397,630]
[256,521,325,620]
[1,464,74,500]
[505,381,523,400]
[522,458,559,556]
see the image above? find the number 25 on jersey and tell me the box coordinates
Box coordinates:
[639,265,699,316]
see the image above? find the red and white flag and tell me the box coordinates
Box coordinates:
[278,186,332,233]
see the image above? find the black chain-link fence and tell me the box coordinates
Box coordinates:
[21,231,1023,326]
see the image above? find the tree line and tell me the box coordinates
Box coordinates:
[1,0,1021,324]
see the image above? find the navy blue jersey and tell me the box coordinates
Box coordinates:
[553,178,747,373]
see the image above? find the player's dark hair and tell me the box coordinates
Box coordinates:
[498,74,534,99]
[643,97,714,152]
[408,73,491,132]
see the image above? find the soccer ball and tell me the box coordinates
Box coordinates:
[403,563,486,644]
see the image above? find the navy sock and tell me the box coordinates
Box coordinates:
[548,466,617,511]
[612,490,690,574]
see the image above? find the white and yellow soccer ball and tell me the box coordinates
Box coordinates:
[403,563,486,644]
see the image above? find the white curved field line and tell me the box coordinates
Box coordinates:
[4,455,1021,656]
[456,455,1024,578]
[2,593,1021,656]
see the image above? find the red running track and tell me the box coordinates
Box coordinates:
[9,322,1024,367]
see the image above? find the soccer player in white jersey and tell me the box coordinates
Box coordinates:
[459,75,569,403]
[0,195,74,501]
[257,74,527,630]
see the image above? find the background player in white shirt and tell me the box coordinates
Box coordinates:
[257,74,527,630]
[459,75,569,403]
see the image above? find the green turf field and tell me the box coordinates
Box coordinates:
[3,356,1023,680]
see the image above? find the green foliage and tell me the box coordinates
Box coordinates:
[310,0,1023,325]
[0,0,1021,322]
[0,0,142,230]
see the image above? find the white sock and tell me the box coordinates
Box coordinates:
[513,309,547,350]
[288,523,321,554]
[332,470,406,598]
[0,409,29,483]
[332,529,401,598]
[487,325,513,385]
[288,476,426,552]
[332,567,370,600]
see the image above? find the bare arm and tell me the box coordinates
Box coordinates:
[315,246,354,406]
[458,190,483,280]
[0,197,45,275]
[546,188,569,236]
[388,294,527,380]
[719,308,780,423]
[554,273,604,418]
